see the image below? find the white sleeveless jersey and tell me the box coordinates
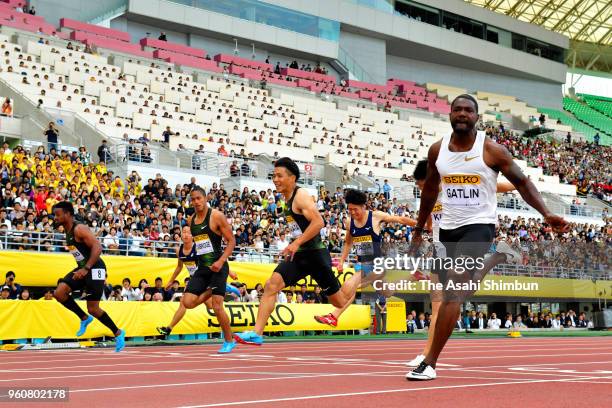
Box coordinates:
[435,131,498,229]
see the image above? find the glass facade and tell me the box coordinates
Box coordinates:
[348,0,396,14]
[390,0,565,63]
[166,0,340,42]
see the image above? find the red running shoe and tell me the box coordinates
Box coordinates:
[314,313,338,327]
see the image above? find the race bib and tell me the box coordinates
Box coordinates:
[442,175,482,207]
[353,235,374,256]
[183,260,198,276]
[286,215,303,239]
[91,268,106,281]
[68,245,85,262]
[194,234,214,255]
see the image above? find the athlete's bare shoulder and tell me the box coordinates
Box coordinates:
[293,187,315,209]
[428,139,443,161]
[483,137,513,170]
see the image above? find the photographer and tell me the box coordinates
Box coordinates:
[108,285,123,301]
[3,271,21,299]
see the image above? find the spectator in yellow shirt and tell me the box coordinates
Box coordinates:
[45,191,58,214]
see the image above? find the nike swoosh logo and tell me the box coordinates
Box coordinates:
[464,156,479,162]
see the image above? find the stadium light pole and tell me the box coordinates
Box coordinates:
[233,38,238,55]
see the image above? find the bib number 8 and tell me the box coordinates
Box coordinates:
[91,269,106,281]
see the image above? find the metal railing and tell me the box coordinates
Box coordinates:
[337,46,377,84]
[492,264,611,281]
[497,194,608,219]
[0,230,609,280]
[104,141,160,166]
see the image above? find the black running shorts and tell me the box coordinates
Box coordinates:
[185,262,229,297]
[275,249,341,296]
[433,223,495,277]
[60,263,106,301]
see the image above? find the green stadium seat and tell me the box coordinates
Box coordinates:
[578,93,612,119]
[563,97,611,138]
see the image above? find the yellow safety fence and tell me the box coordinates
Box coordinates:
[0,252,356,288]
[386,301,407,332]
[0,301,372,340]
[0,252,609,299]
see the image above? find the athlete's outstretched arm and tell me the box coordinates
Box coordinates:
[488,142,568,232]
[496,180,515,193]
[377,211,417,227]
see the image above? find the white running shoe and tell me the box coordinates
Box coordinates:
[406,354,425,367]
[406,362,437,381]
[496,241,521,265]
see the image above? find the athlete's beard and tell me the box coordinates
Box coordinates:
[451,120,475,134]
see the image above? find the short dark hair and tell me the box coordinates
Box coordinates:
[451,94,479,113]
[123,277,131,284]
[344,189,367,205]
[155,277,162,282]
[274,157,300,181]
[413,159,428,181]
[52,201,74,215]
[190,185,206,196]
[6,271,15,278]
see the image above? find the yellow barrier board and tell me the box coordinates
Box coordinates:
[0,300,371,340]
[0,252,358,289]
[386,300,407,332]
[0,252,609,299]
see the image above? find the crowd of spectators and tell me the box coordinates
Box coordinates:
[485,125,612,202]
[405,309,592,333]
[1,141,610,273]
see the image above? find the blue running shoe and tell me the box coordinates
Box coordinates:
[233,331,263,346]
[76,315,94,337]
[114,329,126,352]
[218,340,237,354]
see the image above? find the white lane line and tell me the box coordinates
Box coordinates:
[173,375,612,407]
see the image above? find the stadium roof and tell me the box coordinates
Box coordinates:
[463,0,612,74]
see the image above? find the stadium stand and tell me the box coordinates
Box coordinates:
[563,97,612,138]
[0,4,610,309]
[579,93,612,118]
[537,106,606,144]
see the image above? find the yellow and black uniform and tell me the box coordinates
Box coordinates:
[275,187,341,295]
[60,223,107,300]
[186,208,228,296]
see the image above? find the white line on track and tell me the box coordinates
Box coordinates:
[447,360,612,370]
[451,368,612,378]
[173,375,612,407]
[61,369,471,393]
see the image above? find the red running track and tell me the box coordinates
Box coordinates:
[1,337,611,407]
